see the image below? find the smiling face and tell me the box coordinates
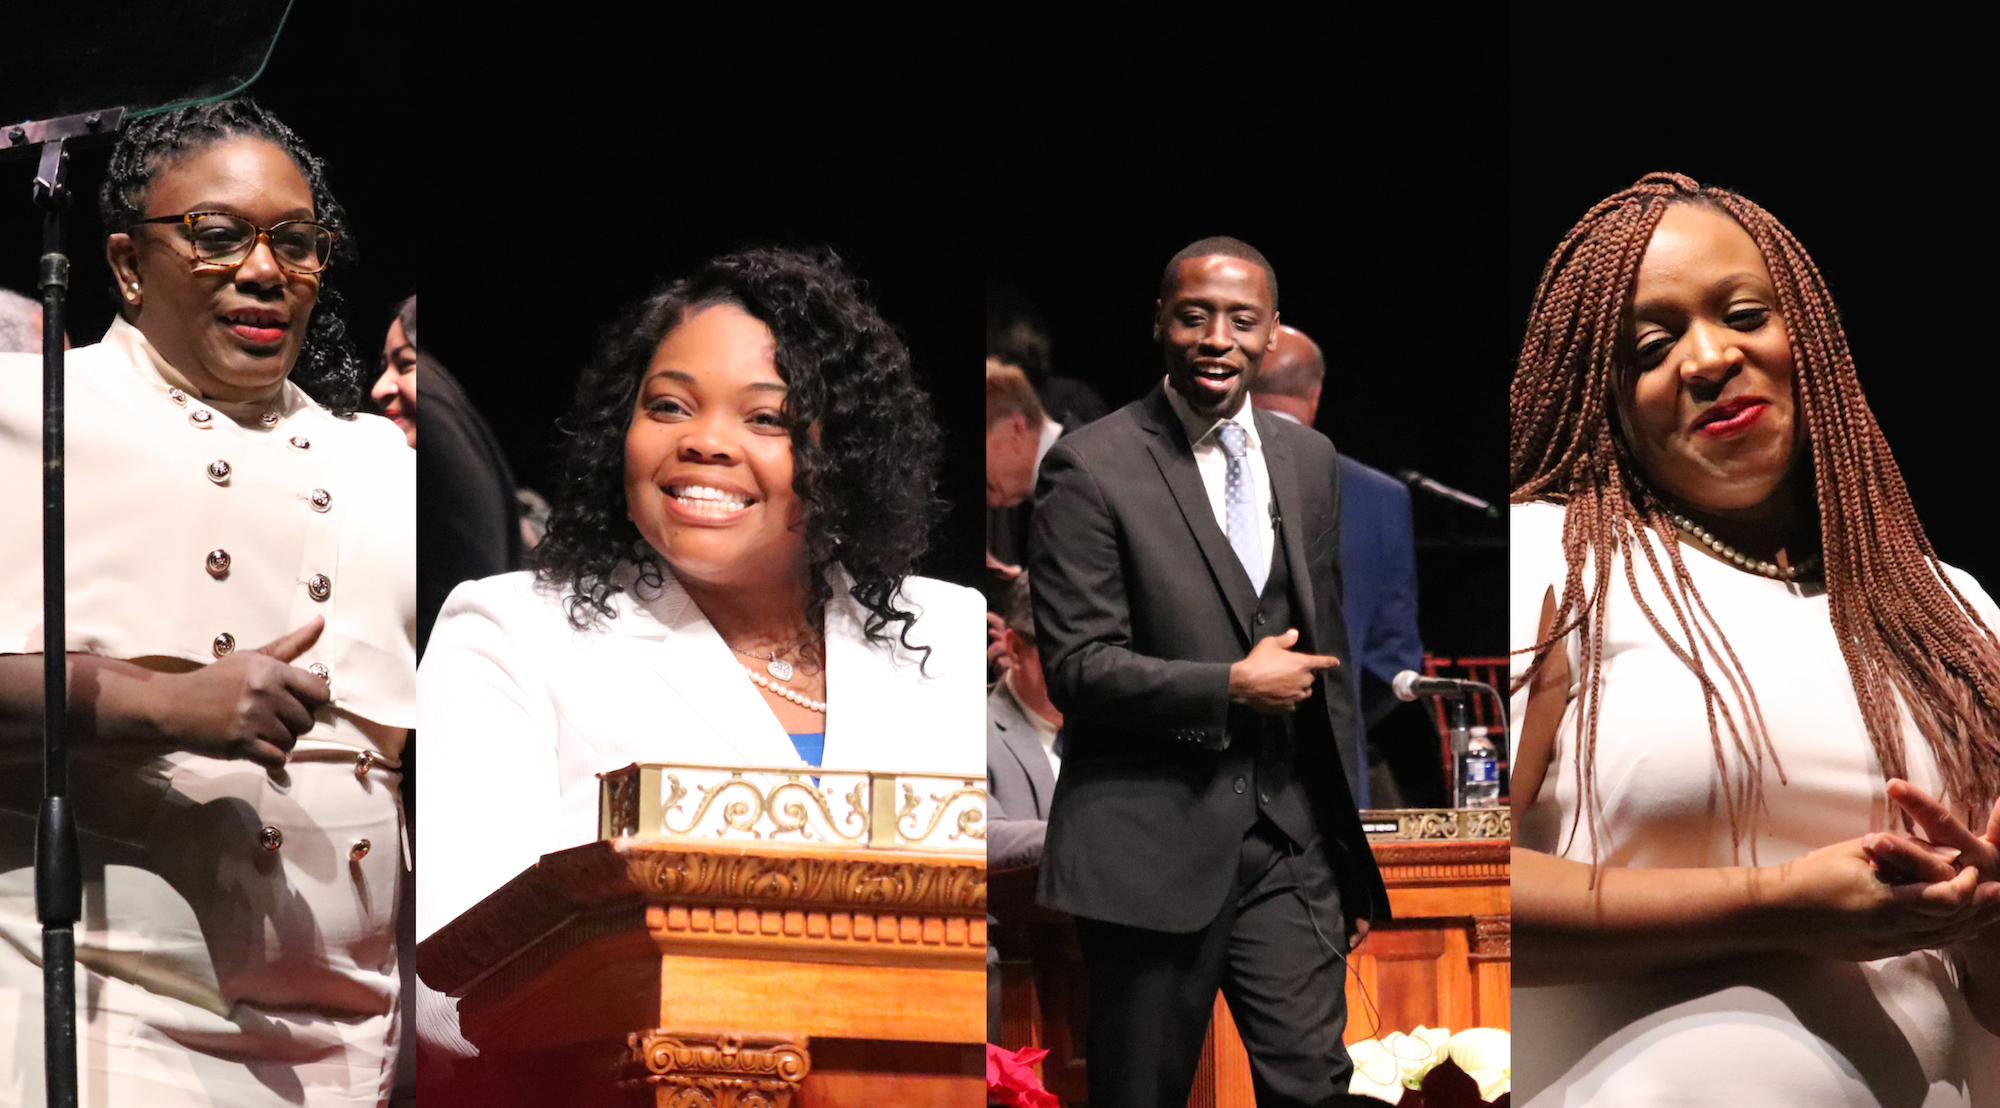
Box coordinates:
[106,137,319,402]
[1156,255,1279,421]
[1620,203,1801,515]
[373,317,418,447]
[624,303,806,591]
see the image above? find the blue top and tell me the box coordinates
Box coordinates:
[787,731,825,768]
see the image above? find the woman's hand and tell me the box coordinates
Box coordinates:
[1882,778,2000,883]
[1762,835,2000,962]
[143,618,332,769]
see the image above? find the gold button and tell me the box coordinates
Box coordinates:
[206,459,231,484]
[167,387,188,406]
[212,632,235,657]
[205,549,231,578]
[353,750,373,778]
[289,435,311,451]
[309,488,332,512]
[307,573,332,602]
[349,839,371,861]
[189,409,214,429]
[260,411,279,427]
[259,826,283,851]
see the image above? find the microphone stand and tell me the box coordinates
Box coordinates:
[6,104,126,1108]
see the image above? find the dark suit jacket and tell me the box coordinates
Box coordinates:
[987,681,1059,870]
[1028,384,1390,933]
[1335,455,1425,804]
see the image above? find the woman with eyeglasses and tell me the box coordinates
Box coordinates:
[0,98,413,1106]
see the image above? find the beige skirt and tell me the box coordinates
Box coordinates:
[0,739,403,1108]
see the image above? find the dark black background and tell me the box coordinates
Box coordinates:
[1511,7,1997,589]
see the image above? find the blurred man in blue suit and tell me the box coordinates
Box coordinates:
[1251,324,1424,808]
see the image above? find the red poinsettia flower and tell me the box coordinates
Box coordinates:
[987,1044,1061,1108]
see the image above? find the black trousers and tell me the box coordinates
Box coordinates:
[1076,821,1351,1108]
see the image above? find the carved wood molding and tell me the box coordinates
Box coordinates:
[621,1031,809,1108]
[1470,913,1511,961]
[624,847,987,914]
[648,903,985,956]
[1372,839,1510,887]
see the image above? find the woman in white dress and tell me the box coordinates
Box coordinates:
[1510,172,2000,1106]
[0,100,415,1106]
[414,248,982,1082]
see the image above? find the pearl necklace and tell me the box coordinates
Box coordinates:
[1666,510,1821,582]
[742,664,826,713]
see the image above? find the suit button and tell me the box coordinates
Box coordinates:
[212,633,236,657]
[205,549,231,578]
[1255,613,1266,625]
[1260,792,1271,804]
[1233,777,1247,794]
[307,573,332,602]
[259,826,283,851]
[309,488,332,512]
[205,459,230,484]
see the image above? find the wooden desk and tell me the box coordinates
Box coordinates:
[993,823,1510,1107]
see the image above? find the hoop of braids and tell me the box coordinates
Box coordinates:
[99,97,366,414]
[1510,171,2000,869]
[534,246,946,672]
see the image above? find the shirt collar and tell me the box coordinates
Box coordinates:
[1163,376,1260,452]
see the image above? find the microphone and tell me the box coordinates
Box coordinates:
[1392,670,1488,702]
[1394,470,1500,519]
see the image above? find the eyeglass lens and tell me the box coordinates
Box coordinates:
[188,213,332,272]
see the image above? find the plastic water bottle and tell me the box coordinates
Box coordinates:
[1459,726,1501,809]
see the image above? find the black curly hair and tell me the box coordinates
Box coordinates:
[99,97,366,414]
[535,246,946,666]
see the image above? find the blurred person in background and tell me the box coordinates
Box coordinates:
[0,287,53,354]
[375,295,525,656]
[1250,323,1423,807]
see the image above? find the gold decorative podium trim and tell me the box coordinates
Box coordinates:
[600,762,986,854]
[1359,807,1511,842]
[626,846,987,914]
[621,1030,808,1107]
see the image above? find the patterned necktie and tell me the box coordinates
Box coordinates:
[1215,421,1267,594]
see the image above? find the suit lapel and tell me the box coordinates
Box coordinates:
[994,684,1059,816]
[1259,413,1320,651]
[621,575,805,768]
[1138,388,1257,641]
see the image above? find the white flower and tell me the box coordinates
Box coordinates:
[1346,1037,1405,1102]
[1447,1027,1511,1101]
[1344,1026,1511,1103]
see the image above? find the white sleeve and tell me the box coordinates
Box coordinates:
[415,574,565,940]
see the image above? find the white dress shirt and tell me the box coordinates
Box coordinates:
[1162,379,1274,580]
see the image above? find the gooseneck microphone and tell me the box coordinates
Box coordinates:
[1391,670,1489,702]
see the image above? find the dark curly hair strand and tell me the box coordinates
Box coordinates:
[534,246,946,667]
[100,96,366,414]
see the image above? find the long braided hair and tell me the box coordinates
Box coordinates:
[1511,171,2000,857]
[99,97,366,414]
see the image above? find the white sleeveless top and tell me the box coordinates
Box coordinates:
[1511,500,2000,1107]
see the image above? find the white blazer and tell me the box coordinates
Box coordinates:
[415,566,983,939]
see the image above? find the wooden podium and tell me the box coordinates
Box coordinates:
[993,809,1510,1107]
[420,781,988,1107]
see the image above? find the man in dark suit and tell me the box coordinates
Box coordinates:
[1252,325,1425,808]
[1029,238,1390,1107]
